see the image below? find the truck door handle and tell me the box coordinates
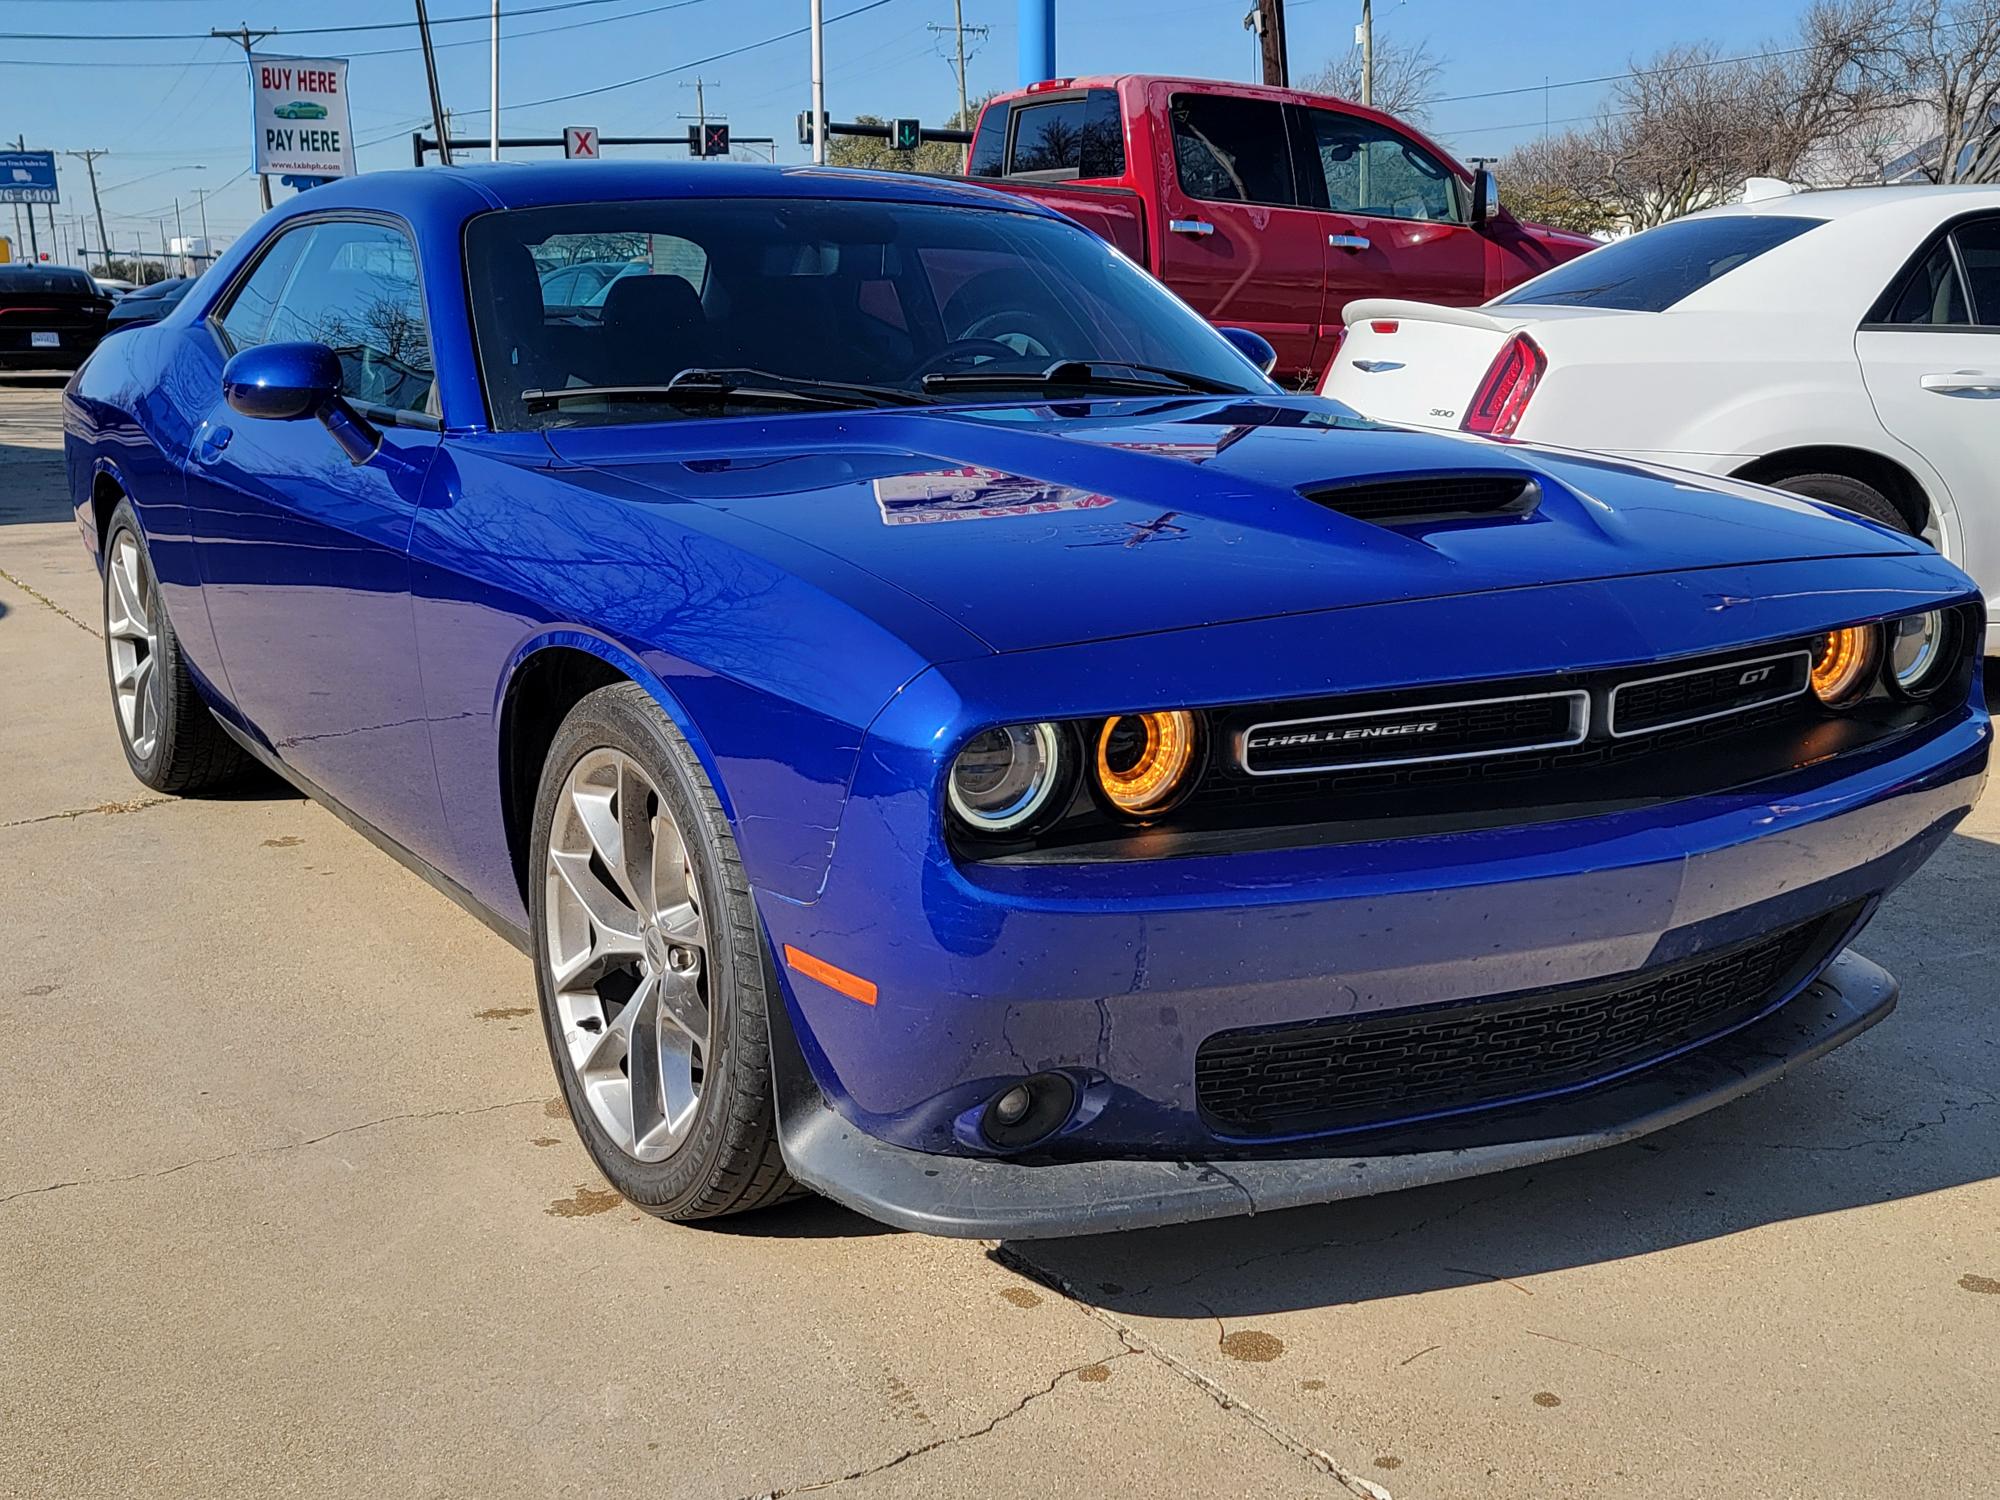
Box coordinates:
[1328,234,1372,252]
[1920,370,2000,394]
[1169,219,1215,237]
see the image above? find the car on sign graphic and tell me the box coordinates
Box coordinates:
[62,163,1988,1237]
[272,100,329,120]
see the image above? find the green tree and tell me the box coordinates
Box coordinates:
[826,98,994,174]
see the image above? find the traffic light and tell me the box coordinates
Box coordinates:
[689,122,730,158]
[890,118,923,152]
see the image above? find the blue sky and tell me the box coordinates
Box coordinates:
[2,0,1817,262]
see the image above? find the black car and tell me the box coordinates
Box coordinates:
[0,264,114,371]
[103,276,195,337]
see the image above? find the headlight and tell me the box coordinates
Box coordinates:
[948,722,1067,833]
[1095,710,1201,817]
[1887,610,1950,697]
[1810,625,1879,706]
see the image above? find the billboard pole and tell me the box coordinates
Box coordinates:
[213,26,276,209]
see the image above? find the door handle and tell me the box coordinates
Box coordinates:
[1169,218,1215,237]
[193,425,233,464]
[1920,370,2000,394]
[1328,233,1372,252]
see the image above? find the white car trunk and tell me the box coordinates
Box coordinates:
[1321,300,1635,431]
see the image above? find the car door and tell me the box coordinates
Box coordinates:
[1292,104,1488,341]
[183,215,452,863]
[1855,216,2000,603]
[1153,87,1324,380]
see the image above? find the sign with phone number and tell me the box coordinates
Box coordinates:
[0,150,58,206]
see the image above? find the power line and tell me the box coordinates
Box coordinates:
[0,0,642,43]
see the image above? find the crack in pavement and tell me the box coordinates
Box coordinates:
[0,1097,545,1208]
[995,1247,1394,1499]
[0,565,100,638]
[745,1347,1140,1498]
[1,795,172,830]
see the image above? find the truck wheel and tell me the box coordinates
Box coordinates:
[529,682,796,1222]
[101,500,247,793]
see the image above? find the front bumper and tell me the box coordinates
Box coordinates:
[773,947,1897,1238]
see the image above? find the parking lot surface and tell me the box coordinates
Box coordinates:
[3,378,1996,1499]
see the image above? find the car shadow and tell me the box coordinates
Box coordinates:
[0,375,75,526]
[990,818,2000,1316]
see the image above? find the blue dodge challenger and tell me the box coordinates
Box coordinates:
[64,163,1989,1237]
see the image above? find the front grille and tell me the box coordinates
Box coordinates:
[1195,907,1850,1137]
[1302,472,1539,526]
[1240,690,1584,775]
[1609,650,1811,737]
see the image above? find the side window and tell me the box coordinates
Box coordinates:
[967,103,1009,178]
[1305,110,1460,223]
[257,220,436,415]
[214,228,309,353]
[1170,93,1294,206]
[1951,219,2000,325]
[1883,241,1971,327]
[1004,90,1124,179]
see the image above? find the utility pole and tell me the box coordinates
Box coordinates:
[1359,0,1373,107]
[678,77,719,160]
[926,5,989,164]
[1246,0,1288,89]
[174,198,186,275]
[212,25,276,208]
[415,0,455,167]
[489,0,501,160]
[63,149,111,270]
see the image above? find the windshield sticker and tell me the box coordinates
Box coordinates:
[873,467,1115,526]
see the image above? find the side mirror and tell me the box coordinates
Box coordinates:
[221,341,380,463]
[1471,169,1501,228]
[222,340,341,421]
[1218,326,1278,378]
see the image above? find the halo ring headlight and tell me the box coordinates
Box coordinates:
[1888,610,1950,697]
[948,722,1066,834]
[1095,710,1201,818]
[1810,625,1879,706]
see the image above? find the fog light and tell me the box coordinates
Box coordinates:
[979,1073,1078,1150]
[1810,625,1878,706]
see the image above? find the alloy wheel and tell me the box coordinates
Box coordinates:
[544,747,712,1162]
[105,532,161,760]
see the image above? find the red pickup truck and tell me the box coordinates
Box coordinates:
[966,75,1598,383]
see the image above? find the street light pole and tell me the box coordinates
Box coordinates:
[809,0,826,164]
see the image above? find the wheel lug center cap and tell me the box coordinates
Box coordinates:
[643,926,671,971]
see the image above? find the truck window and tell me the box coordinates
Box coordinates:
[967,103,1009,178]
[1170,93,1295,206]
[1005,90,1124,179]
[1302,109,1460,224]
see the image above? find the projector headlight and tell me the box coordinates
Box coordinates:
[947,722,1068,834]
[1887,610,1950,698]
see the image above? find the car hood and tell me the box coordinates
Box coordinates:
[544,396,1919,655]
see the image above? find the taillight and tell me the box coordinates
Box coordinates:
[1317,325,1349,391]
[1460,332,1547,437]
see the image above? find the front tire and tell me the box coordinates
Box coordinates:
[1766,471,1911,534]
[101,500,246,793]
[528,682,795,1221]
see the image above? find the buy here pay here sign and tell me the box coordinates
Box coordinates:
[250,55,356,178]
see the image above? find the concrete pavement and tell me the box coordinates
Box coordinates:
[2,380,1995,1499]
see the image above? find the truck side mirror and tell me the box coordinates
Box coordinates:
[1472,169,1501,228]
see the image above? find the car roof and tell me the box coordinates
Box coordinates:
[1690,183,2000,223]
[282,160,1069,221]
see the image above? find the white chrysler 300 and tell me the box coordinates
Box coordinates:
[1320,184,2000,649]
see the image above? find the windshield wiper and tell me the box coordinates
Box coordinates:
[522,367,933,414]
[921,358,1245,397]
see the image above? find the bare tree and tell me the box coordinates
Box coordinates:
[1885,0,2000,181]
[1301,34,1445,124]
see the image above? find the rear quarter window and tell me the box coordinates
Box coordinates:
[1001,89,1125,180]
[1496,214,1825,312]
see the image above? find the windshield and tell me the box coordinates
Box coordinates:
[1494,213,1825,312]
[465,197,1270,427]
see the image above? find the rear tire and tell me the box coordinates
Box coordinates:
[101,500,247,794]
[528,682,796,1222]
[1764,471,1912,534]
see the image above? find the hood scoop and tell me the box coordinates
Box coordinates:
[1300,471,1541,527]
